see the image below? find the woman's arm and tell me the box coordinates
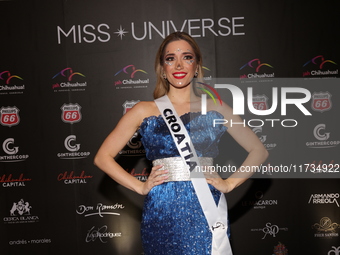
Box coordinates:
[206,102,269,193]
[94,102,168,195]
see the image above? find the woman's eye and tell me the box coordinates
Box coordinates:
[165,57,174,61]
[184,55,194,60]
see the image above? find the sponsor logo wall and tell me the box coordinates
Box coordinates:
[0,0,339,254]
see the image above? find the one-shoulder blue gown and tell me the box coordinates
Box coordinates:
[139,111,227,255]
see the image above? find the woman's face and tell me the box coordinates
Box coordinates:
[162,40,197,88]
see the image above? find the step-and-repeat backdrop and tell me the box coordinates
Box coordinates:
[1,0,339,254]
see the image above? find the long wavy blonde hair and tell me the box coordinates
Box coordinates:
[153,32,204,99]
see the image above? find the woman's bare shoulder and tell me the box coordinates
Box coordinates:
[131,101,160,119]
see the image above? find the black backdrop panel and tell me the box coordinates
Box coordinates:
[1,0,339,254]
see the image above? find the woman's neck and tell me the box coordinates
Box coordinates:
[167,85,199,104]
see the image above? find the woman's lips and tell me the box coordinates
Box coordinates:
[173,72,187,79]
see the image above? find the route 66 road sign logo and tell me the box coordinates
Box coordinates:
[311,91,332,113]
[0,106,20,127]
[61,103,82,124]
[252,94,268,110]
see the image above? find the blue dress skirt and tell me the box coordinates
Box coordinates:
[139,112,227,255]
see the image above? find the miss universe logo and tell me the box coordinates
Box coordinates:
[56,16,245,44]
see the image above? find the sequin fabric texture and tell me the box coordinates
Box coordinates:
[139,111,227,255]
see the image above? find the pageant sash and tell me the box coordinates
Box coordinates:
[154,95,232,255]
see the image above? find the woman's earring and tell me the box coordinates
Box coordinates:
[194,71,198,78]
[162,74,167,80]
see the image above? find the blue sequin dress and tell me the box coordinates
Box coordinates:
[139,111,227,255]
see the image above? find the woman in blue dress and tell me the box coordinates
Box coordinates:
[95,32,268,254]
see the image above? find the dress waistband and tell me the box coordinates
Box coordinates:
[152,157,214,182]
